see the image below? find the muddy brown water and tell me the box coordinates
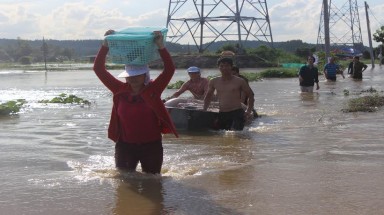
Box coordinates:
[1,65,384,215]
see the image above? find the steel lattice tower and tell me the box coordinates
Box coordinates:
[317,0,364,51]
[166,0,273,53]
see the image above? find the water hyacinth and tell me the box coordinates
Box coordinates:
[0,99,27,115]
[344,94,384,112]
[38,93,91,105]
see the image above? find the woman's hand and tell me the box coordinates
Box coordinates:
[153,31,164,49]
[102,30,115,47]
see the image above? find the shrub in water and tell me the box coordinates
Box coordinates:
[167,80,185,89]
[39,93,90,105]
[0,99,27,115]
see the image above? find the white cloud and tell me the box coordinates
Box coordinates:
[0,0,382,47]
[269,0,321,43]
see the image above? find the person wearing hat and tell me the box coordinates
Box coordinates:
[166,66,209,101]
[203,57,255,131]
[93,30,178,174]
[164,66,210,108]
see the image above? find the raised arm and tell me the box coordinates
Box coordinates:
[93,29,124,93]
[151,31,175,92]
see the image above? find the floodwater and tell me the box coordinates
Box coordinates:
[1,64,384,215]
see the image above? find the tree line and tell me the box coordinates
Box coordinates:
[0,25,383,65]
[0,38,102,64]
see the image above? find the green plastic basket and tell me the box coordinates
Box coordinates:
[106,27,168,65]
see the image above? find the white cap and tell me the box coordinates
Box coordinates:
[187,66,200,73]
[118,65,150,78]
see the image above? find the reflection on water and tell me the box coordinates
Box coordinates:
[1,66,384,214]
[112,174,165,215]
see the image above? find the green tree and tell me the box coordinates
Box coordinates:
[61,48,75,60]
[0,49,12,62]
[216,43,237,54]
[15,37,33,60]
[373,26,384,44]
[246,45,281,62]
[19,56,32,64]
[295,47,316,58]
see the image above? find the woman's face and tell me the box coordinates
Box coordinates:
[126,74,146,86]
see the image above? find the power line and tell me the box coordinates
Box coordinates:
[166,0,274,53]
[368,7,384,27]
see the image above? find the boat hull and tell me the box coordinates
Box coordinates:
[167,107,218,131]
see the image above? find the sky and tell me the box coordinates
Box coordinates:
[0,0,383,47]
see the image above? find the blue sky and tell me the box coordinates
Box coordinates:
[0,0,383,46]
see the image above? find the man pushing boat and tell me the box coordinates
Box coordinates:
[203,57,255,131]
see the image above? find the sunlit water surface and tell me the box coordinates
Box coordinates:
[1,65,384,215]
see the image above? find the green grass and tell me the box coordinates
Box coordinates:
[258,68,298,78]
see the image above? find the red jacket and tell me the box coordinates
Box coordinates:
[93,46,178,142]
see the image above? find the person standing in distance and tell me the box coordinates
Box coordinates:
[351,56,368,80]
[299,56,320,93]
[93,30,178,174]
[323,57,344,81]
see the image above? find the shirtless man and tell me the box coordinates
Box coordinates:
[203,57,255,131]
[167,66,208,100]
[164,66,209,108]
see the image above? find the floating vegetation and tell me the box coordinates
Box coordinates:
[166,68,294,89]
[241,72,262,81]
[343,89,350,96]
[38,93,91,105]
[361,86,378,93]
[167,80,184,89]
[259,68,298,78]
[343,94,384,112]
[0,99,27,115]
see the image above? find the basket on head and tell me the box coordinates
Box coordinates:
[105,27,168,65]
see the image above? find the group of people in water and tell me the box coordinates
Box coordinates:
[93,28,376,174]
[299,55,368,93]
[93,30,255,174]
[164,56,257,130]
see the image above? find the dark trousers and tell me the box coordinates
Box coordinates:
[217,109,245,131]
[115,140,163,174]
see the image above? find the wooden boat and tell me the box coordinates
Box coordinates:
[164,98,220,131]
[165,98,257,131]
[166,106,219,131]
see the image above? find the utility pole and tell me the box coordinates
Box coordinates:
[317,0,364,59]
[365,1,375,68]
[41,37,48,72]
[323,0,330,61]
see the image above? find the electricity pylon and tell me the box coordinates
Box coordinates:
[166,0,274,53]
[317,0,364,52]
